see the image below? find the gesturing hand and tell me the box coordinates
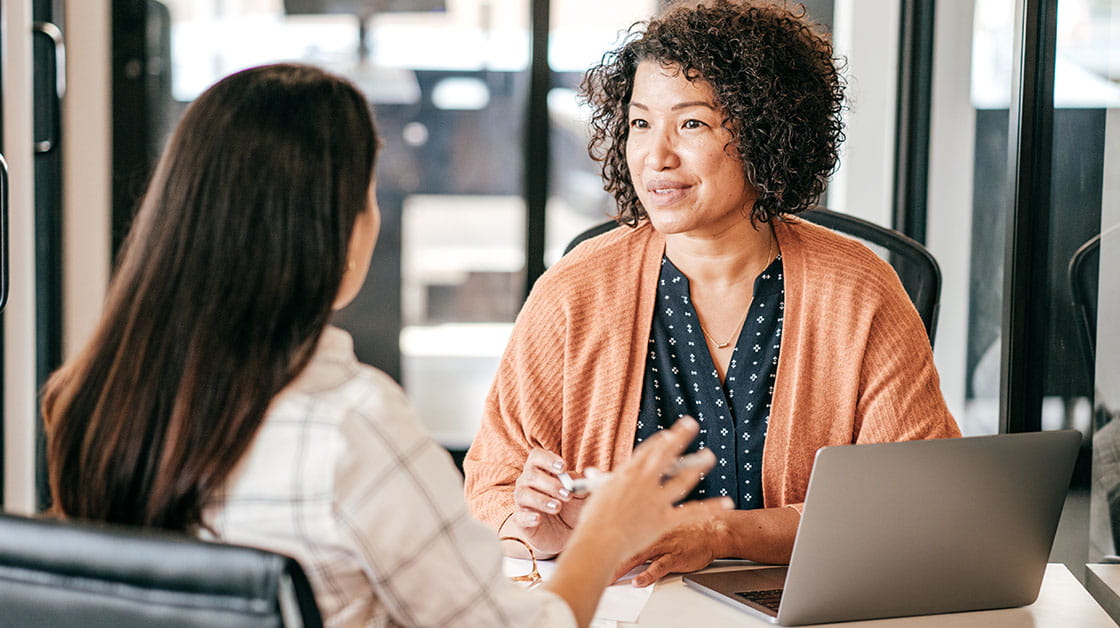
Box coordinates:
[570,417,733,577]
[542,417,732,628]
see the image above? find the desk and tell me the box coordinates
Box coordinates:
[1086,563,1120,624]
[623,563,1113,627]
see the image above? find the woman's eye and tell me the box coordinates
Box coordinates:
[630,118,649,129]
[683,119,707,130]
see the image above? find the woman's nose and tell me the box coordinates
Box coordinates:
[644,130,679,170]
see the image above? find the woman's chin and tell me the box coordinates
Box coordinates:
[645,210,694,236]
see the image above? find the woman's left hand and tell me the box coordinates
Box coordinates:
[613,518,723,587]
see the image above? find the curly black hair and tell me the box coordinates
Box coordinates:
[581,0,845,225]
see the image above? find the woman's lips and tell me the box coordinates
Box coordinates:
[645,181,692,206]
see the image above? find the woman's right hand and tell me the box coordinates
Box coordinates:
[502,448,587,558]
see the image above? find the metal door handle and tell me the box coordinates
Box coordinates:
[33,21,66,154]
[0,153,9,313]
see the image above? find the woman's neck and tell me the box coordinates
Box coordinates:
[664,219,775,289]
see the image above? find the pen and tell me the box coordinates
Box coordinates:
[555,450,712,497]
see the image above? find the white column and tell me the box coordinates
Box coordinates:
[3,0,39,515]
[925,0,977,430]
[63,0,112,355]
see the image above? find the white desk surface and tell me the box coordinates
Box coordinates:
[622,563,1114,627]
[1085,563,1120,624]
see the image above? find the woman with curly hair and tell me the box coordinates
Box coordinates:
[465,0,959,586]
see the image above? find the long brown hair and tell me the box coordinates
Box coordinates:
[43,63,379,531]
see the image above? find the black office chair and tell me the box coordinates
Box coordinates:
[564,208,942,345]
[1069,233,1100,382]
[0,513,322,628]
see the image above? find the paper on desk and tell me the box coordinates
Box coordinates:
[502,557,654,623]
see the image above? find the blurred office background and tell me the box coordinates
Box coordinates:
[2,0,1117,569]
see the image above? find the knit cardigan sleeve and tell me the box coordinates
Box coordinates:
[462,272,569,530]
[463,225,663,531]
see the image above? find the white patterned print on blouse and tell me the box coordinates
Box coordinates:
[634,255,784,509]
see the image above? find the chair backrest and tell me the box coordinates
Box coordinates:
[1069,233,1100,381]
[563,208,942,345]
[0,513,322,628]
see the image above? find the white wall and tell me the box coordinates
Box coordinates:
[828,0,900,226]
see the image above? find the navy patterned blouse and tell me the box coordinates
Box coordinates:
[634,254,785,510]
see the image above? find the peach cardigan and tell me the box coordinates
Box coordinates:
[464,218,960,530]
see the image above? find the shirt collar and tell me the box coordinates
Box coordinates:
[285,325,359,395]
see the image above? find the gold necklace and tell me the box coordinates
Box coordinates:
[698,229,775,350]
[699,314,749,349]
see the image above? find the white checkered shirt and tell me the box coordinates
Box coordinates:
[202,326,574,628]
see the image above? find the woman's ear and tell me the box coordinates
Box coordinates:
[332,184,380,311]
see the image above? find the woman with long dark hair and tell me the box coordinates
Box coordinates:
[42,63,728,628]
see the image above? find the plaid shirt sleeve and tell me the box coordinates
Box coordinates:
[332,368,576,628]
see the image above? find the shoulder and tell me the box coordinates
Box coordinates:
[347,364,411,415]
[278,327,423,440]
[777,216,903,299]
[521,221,659,314]
[337,364,428,444]
[539,222,656,286]
[269,361,430,471]
[562,220,653,260]
[778,216,894,272]
[329,364,462,511]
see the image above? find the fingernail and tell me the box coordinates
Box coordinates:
[558,488,571,499]
[721,497,735,509]
[552,460,564,472]
[526,513,540,524]
[546,499,560,512]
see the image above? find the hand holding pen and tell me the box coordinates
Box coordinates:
[556,450,713,497]
[499,416,713,561]
[501,447,590,560]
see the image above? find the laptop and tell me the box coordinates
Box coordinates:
[683,430,1081,626]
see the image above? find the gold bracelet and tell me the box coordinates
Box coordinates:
[499,536,542,586]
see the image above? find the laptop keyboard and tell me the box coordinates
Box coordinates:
[735,588,784,613]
